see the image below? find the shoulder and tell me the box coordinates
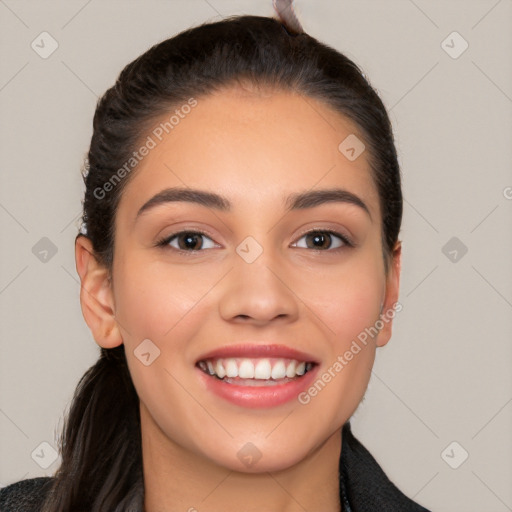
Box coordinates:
[340,422,432,511]
[0,477,54,512]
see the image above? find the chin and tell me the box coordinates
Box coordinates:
[200,436,316,474]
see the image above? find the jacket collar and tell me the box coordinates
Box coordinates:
[339,421,431,511]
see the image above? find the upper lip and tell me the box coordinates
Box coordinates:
[196,344,319,364]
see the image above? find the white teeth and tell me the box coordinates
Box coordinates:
[271,360,286,379]
[225,359,238,378]
[254,359,272,379]
[215,359,226,378]
[285,360,297,378]
[238,360,255,378]
[199,357,313,381]
[296,362,306,376]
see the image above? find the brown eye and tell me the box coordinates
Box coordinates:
[161,231,217,251]
[306,232,331,249]
[293,230,350,250]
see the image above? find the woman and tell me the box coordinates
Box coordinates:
[0,2,432,511]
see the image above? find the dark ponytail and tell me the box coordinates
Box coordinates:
[43,6,402,510]
[41,347,144,511]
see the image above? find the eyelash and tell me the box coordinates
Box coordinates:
[155,229,354,253]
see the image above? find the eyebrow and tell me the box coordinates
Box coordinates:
[135,186,371,220]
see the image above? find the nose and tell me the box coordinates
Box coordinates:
[218,252,300,327]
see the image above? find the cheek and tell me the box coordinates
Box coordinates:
[291,255,384,349]
[295,266,382,423]
[332,282,382,350]
[296,253,384,418]
[113,257,219,342]
[115,260,218,444]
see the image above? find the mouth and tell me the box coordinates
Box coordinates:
[194,344,320,408]
[196,357,316,386]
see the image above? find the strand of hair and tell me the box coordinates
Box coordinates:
[273,0,304,35]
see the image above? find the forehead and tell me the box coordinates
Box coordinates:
[118,86,380,218]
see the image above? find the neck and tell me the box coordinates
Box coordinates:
[141,405,343,512]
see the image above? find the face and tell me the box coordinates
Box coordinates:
[82,84,400,473]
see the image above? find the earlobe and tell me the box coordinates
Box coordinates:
[75,235,123,348]
[376,241,402,348]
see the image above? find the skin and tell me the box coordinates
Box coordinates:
[75,83,401,512]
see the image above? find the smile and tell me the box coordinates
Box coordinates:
[195,345,320,408]
[197,357,315,384]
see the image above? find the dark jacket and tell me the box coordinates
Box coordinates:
[0,421,431,511]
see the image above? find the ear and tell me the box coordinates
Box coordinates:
[75,235,123,348]
[376,241,402,348]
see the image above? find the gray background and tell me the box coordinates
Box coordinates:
[1,1,511,510]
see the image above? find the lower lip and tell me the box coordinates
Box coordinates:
[196,365,319,408]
